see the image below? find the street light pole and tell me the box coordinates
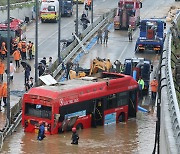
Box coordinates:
[58,0,61,64]
[7,0,11,125]
[75,0,78,36]
[35,0,39,86]
[91,0,93,24]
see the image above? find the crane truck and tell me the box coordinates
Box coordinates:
[114,0,142,30]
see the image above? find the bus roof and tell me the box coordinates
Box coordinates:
[26,72,138,102]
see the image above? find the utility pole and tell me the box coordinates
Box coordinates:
[35,0,39,86]
[7,0,11,125]
[75,0,78,36]
[58,0,61,64]
[91,0,93,24]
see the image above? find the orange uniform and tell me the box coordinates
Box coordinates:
[13,49,21,61]
[150,79,158,92]
[2,83,7,97]
[0,61,5,75]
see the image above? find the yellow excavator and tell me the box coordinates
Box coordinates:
[69,57,113,80]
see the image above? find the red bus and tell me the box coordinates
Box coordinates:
[22,72,139,135]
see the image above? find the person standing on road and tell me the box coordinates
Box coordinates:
[31,42,35,59]
[138,76,144,99]
[38,63,45,77]
[24,65,31,84]
[97,29,102,44]
[128,25,133,42]
[104,28,109,45]
[114,60,121,73]
[150,77,158,101]
[85,3,89,16]
[1,42,7,60]
[10,61,16,81]
[2,82,7,107]
[13,48,21,68]
[21,41,27,60]
[0,82,3,111]
[27,41,33,60]
[0,59,5,82]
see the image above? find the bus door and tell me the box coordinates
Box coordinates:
[95,98,104,126]
[128,91,137,118]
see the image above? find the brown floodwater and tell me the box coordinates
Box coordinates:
[1,110,156,154]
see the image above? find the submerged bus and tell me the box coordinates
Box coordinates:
[22,72,139,135]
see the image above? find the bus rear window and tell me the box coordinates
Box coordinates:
[25,103,52,119]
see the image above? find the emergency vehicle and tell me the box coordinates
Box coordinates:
[0,17,26,53]
[114,0,142,30]
[40,0,59,22]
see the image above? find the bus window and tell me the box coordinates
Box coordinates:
[107,94,117,109]
[117,92,129,106]
[25,103,52,119]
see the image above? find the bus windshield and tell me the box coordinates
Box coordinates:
[25,102,52,119]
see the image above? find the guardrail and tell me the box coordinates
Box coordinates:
[0,8,116,151]
[160,12,180,154]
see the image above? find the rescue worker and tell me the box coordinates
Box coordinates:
[38,62,45,77]
[97,29,102,44]
[128,25,133,41]
[21,41,27,60]
[1,42,7,60]
[2,82,7,107]
[17,40,22,53]
[106,59,112,72]
[12,48,21,68]
[27,41,33,60]
[104,28,109,45]
[71,127,79,145]
[0,60,5,82]
[138,76,144,99]
[114,60,121,73]
[40,57,47,66]
[66,60,73,80]
[37,122,46,141]
[0,82,3,111]
[150,77,158,101]
[81,11,87,19]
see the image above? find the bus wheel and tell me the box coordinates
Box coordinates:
[118,113,125,122]
[76,124,83,130]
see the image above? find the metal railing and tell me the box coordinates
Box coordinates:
[160,12,180,154]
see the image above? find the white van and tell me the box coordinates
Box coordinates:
[40,0,59,22]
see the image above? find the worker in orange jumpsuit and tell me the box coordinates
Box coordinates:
[0,82,3,111]
[0,59,5,82]
[13,48,21,68]
[1,42,7,60]
[150,77,158,101]
[21,41,27,60]
[17,41,22,52]
[2,82,7,107]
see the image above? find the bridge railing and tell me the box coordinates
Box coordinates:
[160,12,180,154]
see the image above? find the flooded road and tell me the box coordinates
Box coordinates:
[2,111,156,154]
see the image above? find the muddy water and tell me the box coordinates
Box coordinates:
[1,111,156,154]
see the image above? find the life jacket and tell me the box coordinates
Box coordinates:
[22,42,27,52]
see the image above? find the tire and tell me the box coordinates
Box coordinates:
[41,19,45,23]
[76,123,83,130]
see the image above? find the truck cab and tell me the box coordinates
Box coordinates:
[135,19,166,53]
[114,0,142,30]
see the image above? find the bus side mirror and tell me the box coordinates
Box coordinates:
[140,2,142,8]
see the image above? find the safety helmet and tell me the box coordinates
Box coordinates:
[72,127,76,132]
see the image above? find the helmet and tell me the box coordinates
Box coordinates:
[72,127,76,132]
